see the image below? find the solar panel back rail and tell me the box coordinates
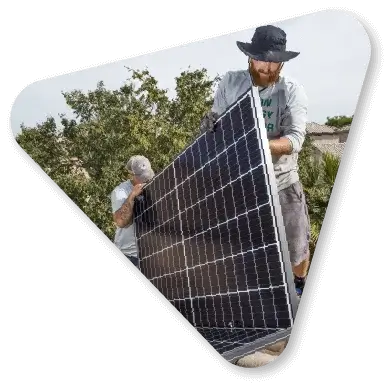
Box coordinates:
[133,86,300,363]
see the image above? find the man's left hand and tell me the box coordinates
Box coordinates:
[200,111,219,133]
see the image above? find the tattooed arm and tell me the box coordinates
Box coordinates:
[112,183,145,228]
[113,195,136,228]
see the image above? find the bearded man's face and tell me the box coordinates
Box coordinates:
[249,59,282,87]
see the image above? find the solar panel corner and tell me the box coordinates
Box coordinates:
[133,86,300,363]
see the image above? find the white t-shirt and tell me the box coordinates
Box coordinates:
[110,180,138,257]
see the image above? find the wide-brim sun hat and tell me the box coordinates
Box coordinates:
[236,25,300,62]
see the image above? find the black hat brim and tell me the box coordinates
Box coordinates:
[236,41,300,62]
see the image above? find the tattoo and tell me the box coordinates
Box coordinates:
[114,195,135,228]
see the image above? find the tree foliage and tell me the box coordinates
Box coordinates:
[298,137,341,260]
[325,115,353,128]
[16,67,220,239]
[16,65,340,264]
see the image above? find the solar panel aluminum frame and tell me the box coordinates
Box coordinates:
[219,86,300,363]
[133,85,300,363]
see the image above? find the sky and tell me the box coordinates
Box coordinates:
[10,9,371,136]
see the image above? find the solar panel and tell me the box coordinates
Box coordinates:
[133,86,299,363]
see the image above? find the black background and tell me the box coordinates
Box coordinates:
[6,9,389,385]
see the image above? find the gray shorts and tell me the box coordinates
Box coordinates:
[278,181,311,267]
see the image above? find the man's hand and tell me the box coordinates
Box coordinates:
[269,137,293,157]
[200,111,219,133]
[130,183,145,199]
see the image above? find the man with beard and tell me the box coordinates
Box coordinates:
[200,25,310,296]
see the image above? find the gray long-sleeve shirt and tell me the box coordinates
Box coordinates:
[211,69,308,191]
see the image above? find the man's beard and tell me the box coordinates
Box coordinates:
[249,61,282,87]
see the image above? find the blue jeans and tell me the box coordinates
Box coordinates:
[125,255,139,268]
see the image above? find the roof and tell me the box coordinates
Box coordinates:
[338,124,351,132]
[306,122,337,134]
[313,142,346,159]
[306,122,350,135]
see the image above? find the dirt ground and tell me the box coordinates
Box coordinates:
[235,339,288,368]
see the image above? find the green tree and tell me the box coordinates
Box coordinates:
[16,67,220,240]
[298,137,341,261]
[16,117,68,178]
[16,65,340,268]
[325,115,353,128]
